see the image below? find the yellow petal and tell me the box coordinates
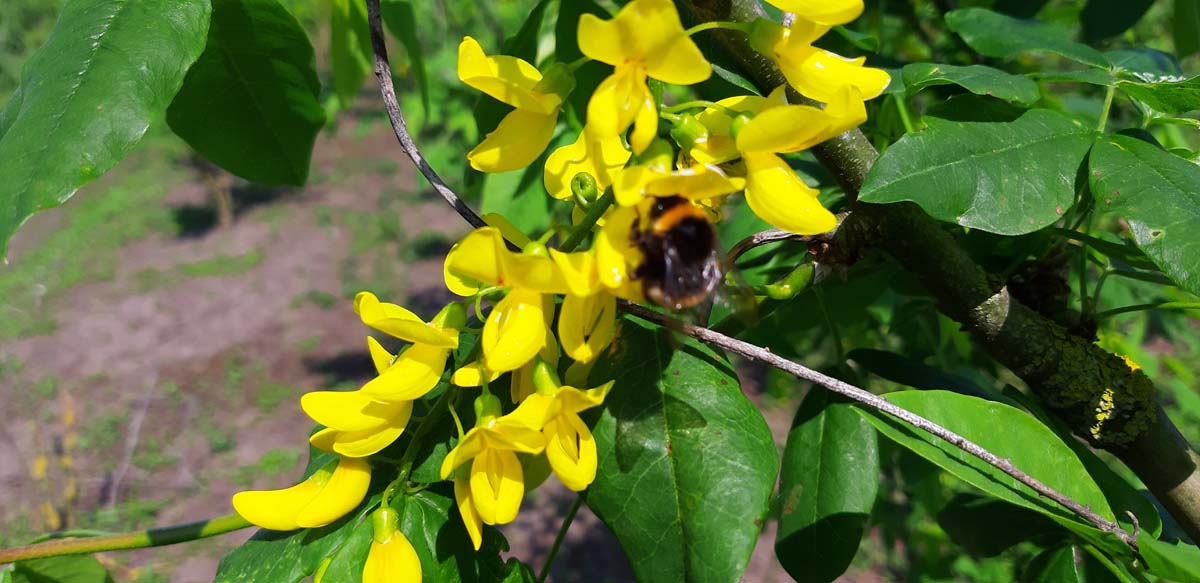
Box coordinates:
[595,205,642,290]
[738,88,867,153]
[586,68,646,143]
[354,292,458,347]
[483,213,533,248]
[363,531,422,583]
[558,293,617,364]
[779,47,890,103]
[469,449,525,525]
[558,381,615,414]
[296,456,372,528]
[613,164,661,207]
[645,165,746,201]
[482,289,547,373]
[545,413,599,492]
[743,152,837,235]
[630,81,659,155]
[444,228,503,294]
[577,0,711,84]
[323,417,411,458]
[454,466,484,550]
[499,252,571,294]
[361,343,449,400]
[366,337,394,375]
[451,362,501,388]
[302,391,403,432]
[231,464,330,531]
[544,129,631,201]
[512,329,561,403]
[764,0,864,26]
[549,249,600,297]
[457,36,560,114]
[441,428,487,479]
[468,109,558,173]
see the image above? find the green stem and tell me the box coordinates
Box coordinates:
[395,388,458,483]
[560,190,615,252]
[661,100,719,113]
[1095,301,1200,321]
[537,494,584,583]
[685,20,751,36]
[892,93,916,134]
[1097,84,1117,133]
[0,514,251,564]
[1078,214,1094,316]
[566,55,591,72]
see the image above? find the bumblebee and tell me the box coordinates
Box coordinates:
[632,196,723,310]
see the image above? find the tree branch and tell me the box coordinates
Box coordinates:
[676,0,1200,541]
[365,0,487,229]
[620,300,1137,548]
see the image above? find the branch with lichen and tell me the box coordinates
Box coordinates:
[674,0,1200,542]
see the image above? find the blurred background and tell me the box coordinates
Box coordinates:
[0,1,1196,582]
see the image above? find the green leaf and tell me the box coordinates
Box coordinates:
[395,485,511,582]
[924,94,1028,123]
[945,8,1110,68]
[380,0,430,114]
[847,349,993,400]
[1021,546,1083,582]
[588,318,778,583]
[1089,134,1200,295]
[855,391,1116,540]
[1107,48,1184,81]
[329,0,372,105]
[992,0,1051,18]
[901,63,1041,106]
[1138,533,1200,581]
[12,556,114,583]
[167,0,325,187]
[776,390,878,583]
[502,0,551,62]
[214,511,367,583]
[937,493,1063,557]
[1176,0,1200,57]
[860,109,1095,235]
[313,518,372,582]
[0,0,210,258]
[1118,76,1200,115]
[832,25,879,52]
[1081,0,1154,43]
[478,159,554,236]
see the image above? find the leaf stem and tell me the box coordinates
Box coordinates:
[1098,84,1117,133]
[892,93,916,134]
[0,514,251,564]
[537,494,584,582]
[1095,301,1200,321]
[685,20,751,36]
[560,190,615,252]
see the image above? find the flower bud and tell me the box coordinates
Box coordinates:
[669,114,710,152]
[570,172,599,205]
[729,112,755,143]
[475,392,503,422]
[635,137,675,171]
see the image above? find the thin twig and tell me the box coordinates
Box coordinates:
[727,229,807,264]
[538,494,583,582]
[619,300,1138,550]
[365,0,487,229]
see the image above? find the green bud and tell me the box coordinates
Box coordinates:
[635,137,676,171]
[531,358,562,396]
[669,114,710,151]
[433,301,468,330]
[475,392,503,421]
[729,112,754,142]
[746,18,784,55]
[762,264,815,300]
[371,506,400,544]
[533,62,576,99]
[571,172,599,205]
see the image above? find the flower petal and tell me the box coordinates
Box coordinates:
[469,449,525,525]
[578,0,710,84]
[457,36,560,114]
[363,530,422,583]
[454,466,484,550]
[743,152,837,235]
[630,81,659,155]
[296,456,372,528]
[360,343,449,400]
[549,249,600,297]
[302,391,403,432]
[445,228,503,294]
[780,46,890,103]
[231,464,329,531]
[451,362,501,388]
[468,109,558,173]
[595,206,642,290]
[322,410,411,458]
[558,293,617,364]
[545,413,599,492]
[482,289,547,373]
[764,0,864,26]
[441,429,487,479]
[558,381,615,414]
[354,292,458,347]
[586,68,646,143]
[366,336,394,375]
[645,165,746,201]
[544,128,631,201]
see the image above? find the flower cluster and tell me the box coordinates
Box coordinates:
[230,0,882,579]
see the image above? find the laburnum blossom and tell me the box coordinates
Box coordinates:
[543,129,630,201]
[232,456,370,531]
[301,299,465,458]
[444,227,599,373]
[578,0,712,154]
[458,37,566,172]
[762,0,864,26]
[748,15,889,104]
[362,506,422,583]
[529,361,613,491]
[441,393,549,549]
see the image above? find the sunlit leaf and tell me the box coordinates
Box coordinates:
[1118,76,1200,115]
[12,555,113,583]
[945,8,1110,68]
[860,109,1095,235]
[1138,534,1200,581]
[588,318,778,583]
[1090,134,1200,295]
[902,63,1041,106]
[0,0,210,258]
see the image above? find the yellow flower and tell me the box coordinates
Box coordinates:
[742,152,836,235]
[355,292,460,348]
[441,394,549,526]
[749,19,889,104]
[735,85,866,154]
[594,205,644,295]
[232,456,370,531]
[530,362,613,492]
[458,37,564,172]
[558,292,617,364]
[544,129,631,201]
[762,0,864,26]
[687,89,789,165]
[614,162,746,207]
[453,465,485,550]
[363,506,422,583]
[578,0,711,153]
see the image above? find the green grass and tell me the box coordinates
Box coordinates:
[133,251,265,292]
[291,289,337,310]
[254,382,293,411]
[235,448,304,487]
